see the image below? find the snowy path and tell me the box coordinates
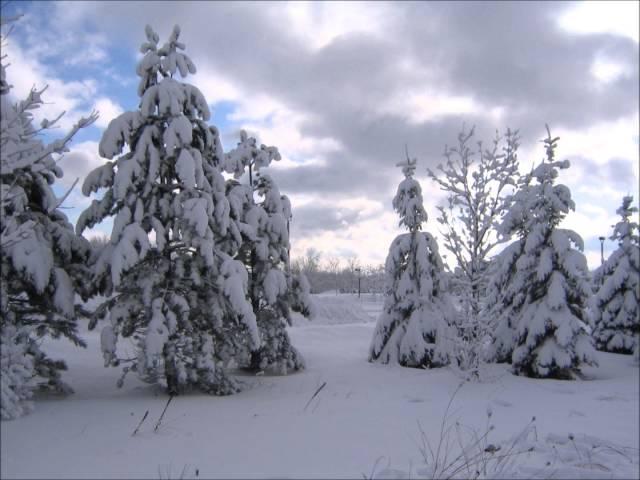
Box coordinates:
[1,314,639,479]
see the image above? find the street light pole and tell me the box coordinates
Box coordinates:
[599,236,605,265]
[355,267,361,298]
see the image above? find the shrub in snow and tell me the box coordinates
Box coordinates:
[0,16,97,417]
[426,128,520,376]
[223,131,314,373]
[78,25,258,395]
[500,127,597,379]
[369,155,454,368]
[591,196,640,354]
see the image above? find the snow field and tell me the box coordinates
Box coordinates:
[1,295,638,479]
[291,293,378,326]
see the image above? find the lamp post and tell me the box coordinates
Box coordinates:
[599,236,605,265]
[355,267,361,299]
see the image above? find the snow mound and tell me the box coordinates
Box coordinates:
[291,295,376,326]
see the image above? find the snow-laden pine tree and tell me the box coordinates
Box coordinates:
[369,155,453,368]
[591,196,640,354]
[0,15,97,418]
[483,240,526,363]
[426,128,520,374]
[503,127,597,379]
[0,324,34,420]
[482,170,538,364]
[223,131,314,373]
[77,25,258,395]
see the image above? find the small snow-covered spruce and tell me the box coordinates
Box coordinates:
[427,128,520,375]
[0,14,97,418]
[507,126,597,379]
[223,131,314,373]
[591,196,640,354]
[369,153,454,368]
[78,25,258,395]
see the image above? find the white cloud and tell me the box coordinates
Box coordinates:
[233,99,342,162]
[271,156,327,171]
[92,97,124,128]
[56,141,104,188]
[558,1,639,43]
[289,183,452,268]
[291,209,403,266]
[591,57,631,83]
[191,66,343,165]
[3,40,98,130]
[554,113,639,173]
[191,67,242,106]
[282,2,392,50]
[380,89,480,124]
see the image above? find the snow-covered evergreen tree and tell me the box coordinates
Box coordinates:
[426,128,520,374]
[0,323,34,420]
[502,127,597,379]
[483,239,526,363]
[0,15,97,418]
[591,196,640,354]
[482,168,539,364]
[369,155,453,368]
[223,130,314,374]
[77,25,258,395]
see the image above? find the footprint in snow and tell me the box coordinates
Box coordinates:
[407,397,426,403]
[596,394,627,402]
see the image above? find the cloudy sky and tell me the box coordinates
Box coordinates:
[3,1,638,270]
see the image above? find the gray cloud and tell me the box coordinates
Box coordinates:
[289,204,361,235]
[569,155,638,191]
[271,154,393,197]
[54,2,638,158]
[57,145,104,188]
[14,1,637,263]
[606,158,637,189]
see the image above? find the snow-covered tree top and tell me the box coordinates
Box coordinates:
[500,126,573,238]
[396,154,417,178]
[612,195,639,246]
[393,154,427,232]
[136,25,196,97]
[256,173,283,215]
[96,25,210,161]
[224,130,281,179]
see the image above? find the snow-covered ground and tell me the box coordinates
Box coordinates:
[1,295,638,479]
